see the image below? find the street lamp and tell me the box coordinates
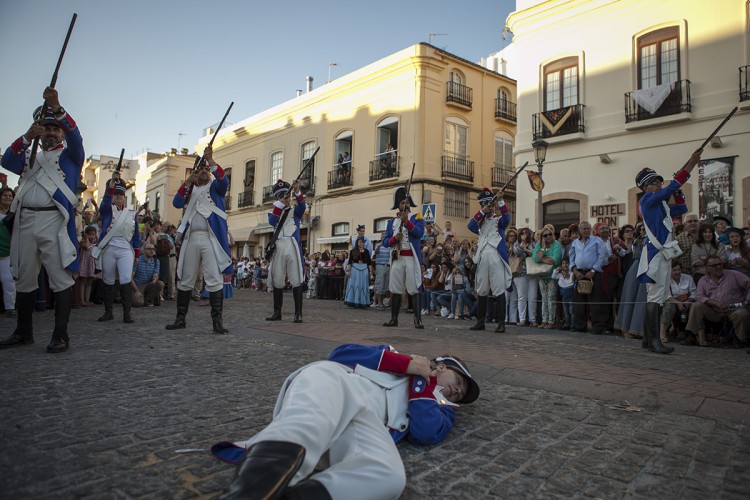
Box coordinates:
[532,138,549,227]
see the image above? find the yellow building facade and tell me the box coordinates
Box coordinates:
[507,0,750,231]
[197,43,517,257]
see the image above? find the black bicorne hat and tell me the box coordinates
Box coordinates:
[477,187,494,205]
[392,187,416,210]
[433,354,480,405]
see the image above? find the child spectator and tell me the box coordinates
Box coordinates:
[552,256,575,330]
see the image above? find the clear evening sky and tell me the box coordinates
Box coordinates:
[0,0,515,186]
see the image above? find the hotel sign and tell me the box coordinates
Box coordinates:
[590,203,625,227]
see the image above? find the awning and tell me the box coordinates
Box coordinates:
[317,235,351,244]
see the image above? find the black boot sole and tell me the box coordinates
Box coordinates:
[166,323,186,330]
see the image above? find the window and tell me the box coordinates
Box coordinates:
[244,160,255,188]
[335,131,353,166]
[449,71,463,86]
[543,199,580,232]
[638,27,679,89]
[332,222,350,236]
[373,217,390,234]
[376,117,399,155]
[270,151,283,182]
[224,168,232,190]
[497,89,509,111]
[154,192,161,214]
[544,57,578,110]
[443,189,468,218]
[494,135,513,171]
[445,119,468,158]
[300,141,316,194]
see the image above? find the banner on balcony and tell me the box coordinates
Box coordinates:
[633,83,673,115]
[697,156,734,223]
[540,106,573,135]
[527,171,545,192]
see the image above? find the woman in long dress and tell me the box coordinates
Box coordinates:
[615,223,647,338]
[344,238,372,308]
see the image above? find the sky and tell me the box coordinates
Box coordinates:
[0,0,516,185]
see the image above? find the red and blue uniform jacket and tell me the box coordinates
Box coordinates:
[637,170,689,284]
[173,165,232,274]
[99,186,141,259]
[268,192,306,268]
[329,343,456,445]
[2,112,84,273]
[467,202,511,263]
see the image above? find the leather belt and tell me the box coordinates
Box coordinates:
[23,206,58,212]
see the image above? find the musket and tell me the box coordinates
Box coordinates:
[265,147,321,260]
[115,148,125,172]
[185,101,234,200]
[483,161,530,207]
[394,162,416,260]
[28,13,77,170]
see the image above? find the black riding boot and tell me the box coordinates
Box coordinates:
[121,284,134,323]
[210,290,228,334]
[471,295,487,330]
[383,294,401,327]
[646,303,674,354]
[292,286,303,323]
[0,291,36,348]
[266,288,284,321]
[219,441,305,500]
[282,479,332,500]
[413,293,424,329]
[98,284,114,321]
[166,289,192,329]
[47,286,73,353]
[495,293,506,333]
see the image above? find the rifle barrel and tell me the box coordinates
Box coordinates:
[50,14,78,88]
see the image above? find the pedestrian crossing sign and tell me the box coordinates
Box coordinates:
[422,204,436,223]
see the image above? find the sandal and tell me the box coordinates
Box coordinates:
[544,323,554,329]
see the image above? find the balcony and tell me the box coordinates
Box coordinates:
[495,99,517,122]
[491,165,517,192]
[625,79,691,123]
[369,152,400,181]
[262,185,275,204]
[224,195,232,211]
[441,154,474,182]
[446,81,472,108]
[237,190,254,208]
[740,66,750,102]
[532,104,586,139]
[328,165,353,190]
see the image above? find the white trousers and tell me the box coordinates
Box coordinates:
[177,230,223,293]
[0,256,16,309]
[475,248,509,297]
[236,362,406,500]
[270,238,303,288]
[14,210,74,292]
[646,253,671,305]
[388,256,419,295]
[101,245,134,285]
[515,275,538,323]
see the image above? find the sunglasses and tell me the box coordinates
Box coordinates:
[542,233,552,237]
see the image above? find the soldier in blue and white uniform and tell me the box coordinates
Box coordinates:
[94,172,140,323]
[636,148,702,354]
[166,146,231,334]
[266,179,306,323]
[467,188,513,332]
[382,187,425,329]
[0,88,84,353]
[211,343,480,499]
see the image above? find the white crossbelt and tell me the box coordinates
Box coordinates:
[11,152,78,212]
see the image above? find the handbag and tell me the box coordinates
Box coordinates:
[577,278,593,295]
[509,255,522,277]
[524,257,553,277]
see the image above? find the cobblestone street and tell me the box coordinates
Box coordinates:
[1,289,749,499]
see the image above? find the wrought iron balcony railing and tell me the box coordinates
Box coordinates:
[740,66,750,102]
[262,185,275,204]
[369,152,400,181]
[441,154,474,182]
[495,99,517,122]
[446,81,473,108]
[237,190,254,208]
[328,166,353,190]
[532,103,586,139]
[491,165,517,191]
[624,79,691,123]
